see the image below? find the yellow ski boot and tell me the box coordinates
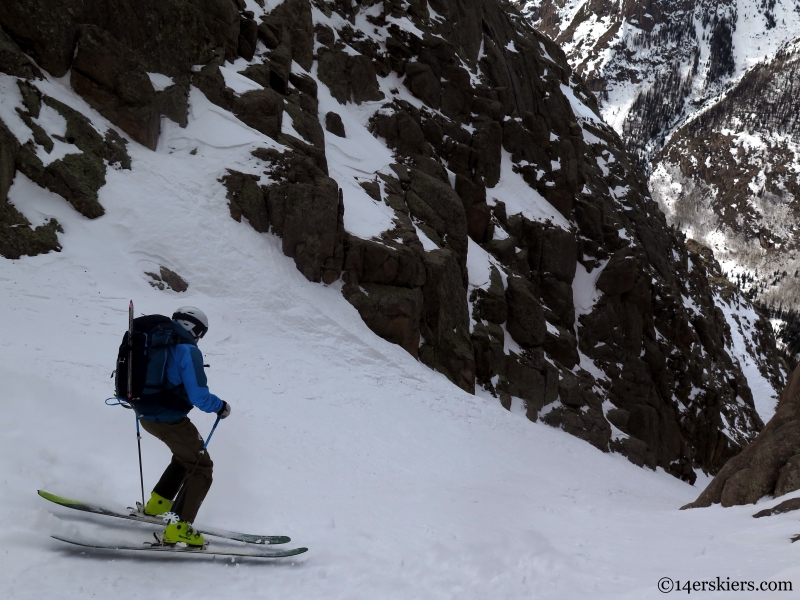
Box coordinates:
[163,517,205,547]
[143,491,173,516]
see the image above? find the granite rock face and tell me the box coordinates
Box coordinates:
[684,362,800,508]
[0,0,780,480]
[0,0,241,78]
[0,51,132,259]
[274,0,772,478]
[325,112,346,137]
[71,25,160,150]
[226,146,345,285]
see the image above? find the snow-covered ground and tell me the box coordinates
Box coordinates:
[2,60,799,600]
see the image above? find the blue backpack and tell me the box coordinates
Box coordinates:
[114,315,195,411]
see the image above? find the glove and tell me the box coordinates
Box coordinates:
[217,401,231,419]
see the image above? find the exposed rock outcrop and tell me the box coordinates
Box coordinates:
[684,362,800,508]
[71,25,160,150]
[146,266,189,292]
[0,0,241,78]
[0,27,42,80]
[15,91,131,219]
[0,44,132,259]
[0,119,62,259]
[225,146,344,284]
[753,497,800,518]
[325,112,346,138]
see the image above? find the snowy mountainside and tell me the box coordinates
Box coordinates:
[2,193,800,597]
[651,37,800,323]
[518,0,800,162]
[0,0,785,483]
[0,45,799,600]
[0,1,798,595]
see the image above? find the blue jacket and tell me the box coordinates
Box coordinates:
[138,337,224,423]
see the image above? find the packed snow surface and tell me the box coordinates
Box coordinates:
[2,61,799,600]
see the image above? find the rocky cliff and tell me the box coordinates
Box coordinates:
[0,0,782,480]
[683,360,800,508]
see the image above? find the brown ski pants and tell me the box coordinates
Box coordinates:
[139,417,213,523]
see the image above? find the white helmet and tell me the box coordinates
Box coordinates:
[173,306,209,340]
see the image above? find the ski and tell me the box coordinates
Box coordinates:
[38,490,291,545]
[51,534,307,558]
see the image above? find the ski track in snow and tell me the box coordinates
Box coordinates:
[2,38,800,600]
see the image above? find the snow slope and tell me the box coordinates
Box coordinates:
[717,295,781,424]
[1,70,800,599]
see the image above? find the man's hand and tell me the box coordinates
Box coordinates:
[217,401,231,419]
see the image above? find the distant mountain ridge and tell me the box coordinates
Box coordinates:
[651,37,800,325]
[518,0,800,164]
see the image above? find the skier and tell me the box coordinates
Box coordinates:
[138,306,231,546]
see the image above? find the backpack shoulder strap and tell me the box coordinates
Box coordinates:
[165,320,197,346]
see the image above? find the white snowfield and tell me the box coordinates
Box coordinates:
[0,57,797,600]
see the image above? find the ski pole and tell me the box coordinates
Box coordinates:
[202,415,221,452]
[127,300,133,403]
[128,300,145,508]
[135,413,145,508]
